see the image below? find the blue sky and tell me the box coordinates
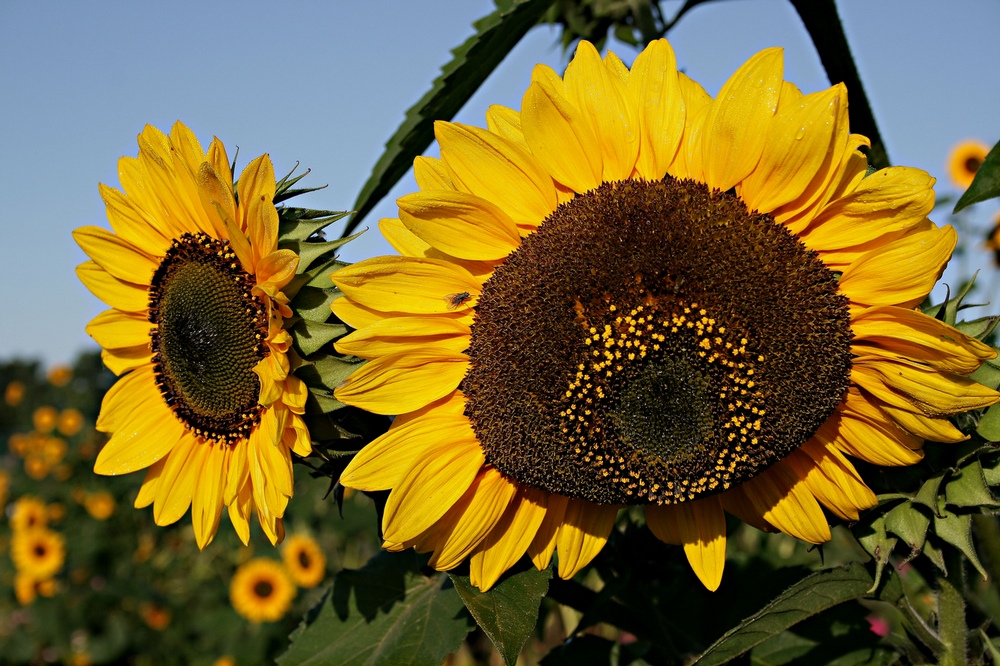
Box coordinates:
[1,0,998,367]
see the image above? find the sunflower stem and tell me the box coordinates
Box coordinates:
[936,549,968,666]
[897,594,945,658]
[972,514,1000,585]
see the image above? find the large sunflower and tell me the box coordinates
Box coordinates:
[331,40,999,592]
[229,558,296,623]
[74,121,311,547]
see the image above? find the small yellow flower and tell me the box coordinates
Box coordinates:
[32,406,58,434]
[57,408,84,437]
[12,528,65,579]
[14,571,37,605]
[4,380,25,406]
[281,534,327,588]
[948,139,990,189]
[10,496,48,531]
[47,365,73,387]
[230,558,296,623]
[84,491,116,521]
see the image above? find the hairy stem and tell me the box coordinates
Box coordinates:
[937,549,968,666]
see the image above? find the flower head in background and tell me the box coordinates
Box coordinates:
[74,121,312,548]
[229,558,295,623]
[948,139,990,189]
[12,528,66,579]
[281,533,327,587]
[331,39,998,592]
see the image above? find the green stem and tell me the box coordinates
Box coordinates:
[897,595,945,658]
[937,549,968,666]
[972,514,1000,585]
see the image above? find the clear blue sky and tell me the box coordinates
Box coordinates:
[1,0,998,367]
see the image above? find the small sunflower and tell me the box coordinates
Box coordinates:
[948,139,990,189]
[229,558,295,623]
[83,491,116,521]
[12,528,66,579]
[57,408,84,437]
[74,121,312,548]
[33,406,58,434]
[4,380,25,406]
[331,39,1000,592]
[10,496,48,532]
[281,533,327,587]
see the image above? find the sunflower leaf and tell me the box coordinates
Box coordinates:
[690,562,902,666]
[945,459,1000,509]
[884,502,931,555]
[922,536,947,573]
[279,208,352,243]
[977,404,1000,442]
[855,515,897,592]
[449,565,552,666]
[297,353,359,393]
[343,0,556,236]
[954,138,1000,213]
[933,504,988,580]
[972,358,1000,393]
[291,286,342,324]
[279,550,473,666]
[912,471,948,514]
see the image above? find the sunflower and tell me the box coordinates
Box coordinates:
[229,558,296,623]
[281,533,327,587]
[33,406,58,434]
[57,408,85,437]
[73,121,312,548]
[10,496,48,532]
[12,528,66,579]
[948,139,990,189]
[4,380,25,406]
[83,491,116,521]
[331,39,999,592]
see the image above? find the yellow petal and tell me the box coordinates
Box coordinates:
[851,305,996,374]
[555,499,620,579]
[563,40,639,182]
[256,249,300,289]
[152,435,206,526]
[331,295,389,330]
[76,261,149,313]
[331,256,481,315]
[853,357,999,416]
[94,392,185,476]
[627,38,685,182]
[98,183,172,257]
[377,218,496,279]
[469,485,547,591]
[397,190,520,261]
[342,415,476,492]
[134,459,166,508]
[424,467,518,571]
[667,73,712,181]
[196,162,237,239]
[784,440,876,521]
[413,156,455,191]
[227,476,253,546]
[702,47,783,191]
[739,86,843,214]
[527,494,568,570]
[86,309,150,350]
[826,389,927,464]
[334,350,469,415]
[877,403,968,444]
[839,223,957,308]
[73,226,158,285]
[381,436,485,543]
[646,495,726,590]
[485,105,526,146]
[191,443,228,549]
[236,154,276,234]
[521,76,602,193]
[740,463,831,544]
[436,122,557,228]
[335,315,470,359]
[101,345,152,377]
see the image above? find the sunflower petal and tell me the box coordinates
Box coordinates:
[76,261,149,313]
[646,495,726,591]
[741,463,831,544]
[335,315,471,359]
[334,351,470,415]
[332,256,481,315]
[397,189,520,261]
[469,485,547,591]
[628,38,685,181]
[73,226,158,285]
[555,499,619,579]
[86,309,151,350]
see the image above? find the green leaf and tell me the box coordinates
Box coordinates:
[933,504,989,579]
[978,404,1000,442]
[691,562,897,666]
[297,353,360,393]
[450,566,552,666]
[945,459,1000,509]
[856,515,897,592]
[954,138,1000,213]
[278,551,472,666]
[981,450,1000,486]
[956,316,1000,342]
[344,0,555,235]
[291,320,348,357]
[279,208,351,243]
[972,358,1000,392]
[884,502,930,553]
[913,471,948,513]
[922,537,947,572]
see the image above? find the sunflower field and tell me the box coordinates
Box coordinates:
[5,0,1000,664]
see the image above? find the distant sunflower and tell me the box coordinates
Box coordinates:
[948,139,990,189]
[33,406,57,434]
[12,528,65,579]
[281,534,327,587]
[229,558,295,623]
[10,496,48,532]
[986,211,1000,267]
[331,39,999,592]
[83,491,116,521]
[74,121,312,547]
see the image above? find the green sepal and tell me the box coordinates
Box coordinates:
[278,207,351,244]
[296,352,360,396]
[956,315,1000,341]
[290,320,348,357]
[290,285,342,323]
[922,536,947,572]
[912,470,948,514]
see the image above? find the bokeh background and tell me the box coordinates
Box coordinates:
[2,0,999,367]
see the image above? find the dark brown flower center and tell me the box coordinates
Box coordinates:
[464,178,853,505]
[965,156,983,175]
[148,232,268,445]
[253,579,274,599]
[298,550,311,569]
